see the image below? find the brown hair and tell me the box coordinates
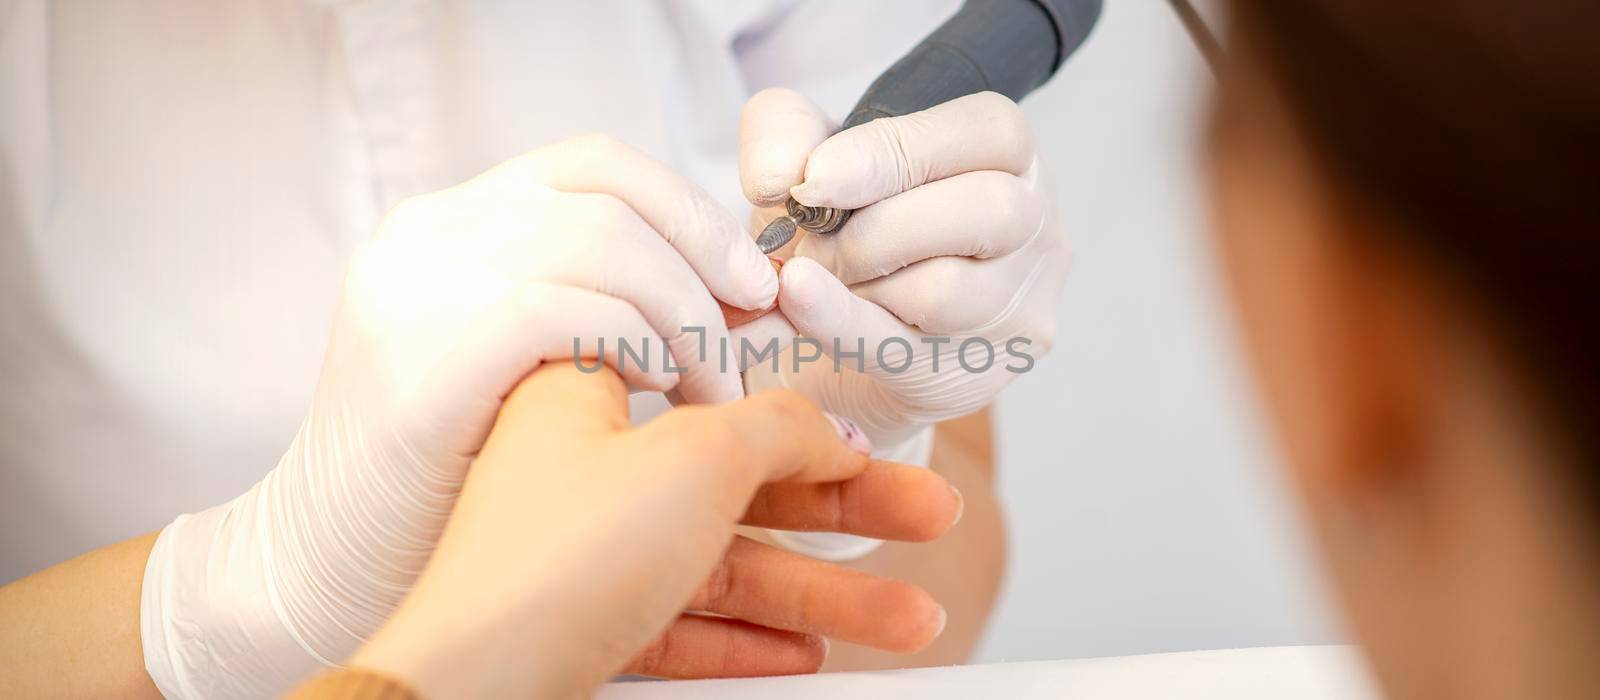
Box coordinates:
[1228,1,1600,499]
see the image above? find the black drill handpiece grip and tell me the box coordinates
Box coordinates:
[843,0,1102,129]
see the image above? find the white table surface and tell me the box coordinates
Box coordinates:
[599,645,1380,699]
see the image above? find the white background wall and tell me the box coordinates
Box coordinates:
[975,0,1340,662]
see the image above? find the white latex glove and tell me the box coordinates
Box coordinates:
[738,89,1068,559]
[140,134,776,699]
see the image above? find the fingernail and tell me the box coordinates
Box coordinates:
[824,412,872,454]
[933,605,948,639]
[950,486,965,527]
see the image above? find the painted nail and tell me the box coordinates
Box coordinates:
[823,412,872,454]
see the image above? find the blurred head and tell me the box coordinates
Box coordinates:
[1206,2,1600,698]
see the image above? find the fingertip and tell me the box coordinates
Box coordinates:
[879,585,947,654]
[856,463,963,542]
[915,600,948,653]
[721,252,780,311]
[787,176,849,210]
[746,171,802,209]
[753,255,781,308]
[777,257,863,344]
[907,473,965,542]
[788,180,823,207]
[794,131,877,209]
[722,626,829,677]
[776,257,834,316]
[759,631,828,676]
[740,88,833,207]
[802,634,830,673]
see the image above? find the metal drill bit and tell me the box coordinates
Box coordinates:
[755,216,798,254]
[755,199,854,254]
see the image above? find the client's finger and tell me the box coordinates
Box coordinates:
[743,461,962,542]
[638,388,873,499]
[686,537,945,654]
[500,363,631,436]
[623,614,826,679]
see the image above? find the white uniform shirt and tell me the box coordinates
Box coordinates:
[0,0,959,582]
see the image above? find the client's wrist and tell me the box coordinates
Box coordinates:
[350,591,594,700]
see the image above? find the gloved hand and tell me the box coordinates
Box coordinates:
[737,89,1068,559]
[140,134,777,698]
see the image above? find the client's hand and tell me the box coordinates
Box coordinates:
[140,133,783,699]
[350,365,963,698]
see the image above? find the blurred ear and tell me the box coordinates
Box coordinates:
[1317,216,1445,501]
[1207,63,1447,511]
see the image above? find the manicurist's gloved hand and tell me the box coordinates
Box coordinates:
[343,365,959,698]
[737,89,1068,559]
[140,134,781,698]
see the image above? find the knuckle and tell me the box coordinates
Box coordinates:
[655,404,710,431]
[576,193,640,236]
[342,241,388,295]
[701,556,740,609]
[693,418,742,458]
[970,91,1035,156]
[1029,312,1060,355]
[919,257,967,302]
[660,302,698,334]
[663,407,740,456]
[971,173,1029,255]
[378,192,436,231]
[757,388,816,424]
[972,90,1024,125]
[632,634,669,674]
[813,127,875,180]
[827,480,853,532]
[568,131,634,160]
[893,259,969,331]
[386,192,429,218]
[989,171,1027,214]
[746,86,800,113]
[874,119,916,187]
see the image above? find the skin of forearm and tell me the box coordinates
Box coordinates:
[0,531,163,699]
[818,407,1005,671]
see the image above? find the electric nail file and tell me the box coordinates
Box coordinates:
[756,0,1104,254]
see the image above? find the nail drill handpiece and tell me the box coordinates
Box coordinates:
[756,0,1102,254]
